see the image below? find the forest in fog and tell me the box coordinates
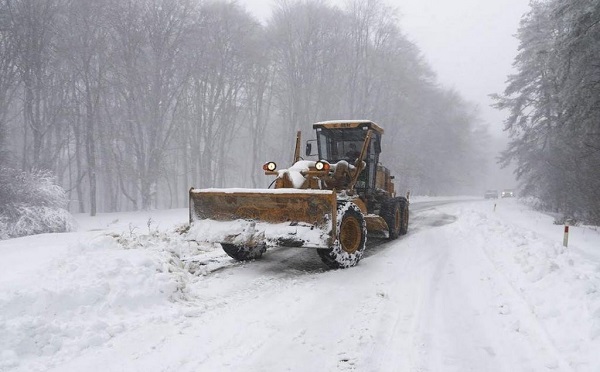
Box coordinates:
[2,0,598,227]
[0,0,490,217]
[494,0,600,223]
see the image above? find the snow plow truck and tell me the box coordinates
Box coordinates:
[189,120,409,269]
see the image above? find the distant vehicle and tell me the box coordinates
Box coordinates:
[484,190,498,199]
[501,189,515,198]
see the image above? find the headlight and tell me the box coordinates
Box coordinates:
[315,161,330,171]
[263,162,277,171]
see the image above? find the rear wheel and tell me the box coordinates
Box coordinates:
[381,199,401,240]
[221,243,266,261]
[317,202,367,269]
[399,198,409,235]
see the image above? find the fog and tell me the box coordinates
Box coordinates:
[241,0,529,135]
[240,0,529,190]
[396,0,530,192]
[1,0,598,223]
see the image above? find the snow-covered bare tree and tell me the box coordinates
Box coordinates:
[59,0,111,215]
[107,0,193,209]
[0,167,75,239]
[0,1,18,166]
[183,1,261,188]
[7,0,67,170]
[269,0,347,143]
[243,28,274,188]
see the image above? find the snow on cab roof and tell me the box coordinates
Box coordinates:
[312,120,384,134]
[313,119,374,125]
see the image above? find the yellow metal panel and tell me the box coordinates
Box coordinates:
[349,197,368,214]
[364,215,389,235]
[190,189,336,228]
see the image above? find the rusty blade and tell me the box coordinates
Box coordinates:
[189,188,337,228]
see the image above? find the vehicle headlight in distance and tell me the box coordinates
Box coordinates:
[263,162,277,171]
[315,161,330,171]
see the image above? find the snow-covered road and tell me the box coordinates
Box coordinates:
[1,198,599,371]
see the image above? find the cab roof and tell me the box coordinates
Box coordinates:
[312,120,384,134]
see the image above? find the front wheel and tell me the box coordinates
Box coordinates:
[317,202,367,269]
[221,243,266,261]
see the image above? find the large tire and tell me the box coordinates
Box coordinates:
[317,202,367,269]
[221,243,266,261]
[381,199,402,240]
[399,198,409,236]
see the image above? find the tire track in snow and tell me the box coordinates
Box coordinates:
[419,211,572,371]
[366,204,571,372]
[469,212,574,371]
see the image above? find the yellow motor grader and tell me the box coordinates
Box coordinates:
[189,120,409,269]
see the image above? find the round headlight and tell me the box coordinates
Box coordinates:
[263,162,277,171]
[315,161,330,171]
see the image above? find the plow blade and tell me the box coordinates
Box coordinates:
[189,188,337,248]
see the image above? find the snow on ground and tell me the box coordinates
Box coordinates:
[0,198,599,371]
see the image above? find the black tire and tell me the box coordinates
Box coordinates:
[317,202,367,269]
[381,199,401,240]
[221,243,266,261]
[399,198,409,236]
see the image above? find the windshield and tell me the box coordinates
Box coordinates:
[316,128,367,163]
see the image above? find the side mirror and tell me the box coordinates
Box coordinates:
[305,142,313,156]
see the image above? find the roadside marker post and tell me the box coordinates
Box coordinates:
[563,224,569,247]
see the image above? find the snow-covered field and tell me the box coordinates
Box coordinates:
[1,198,599,371]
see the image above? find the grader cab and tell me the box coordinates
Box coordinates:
[189,120,409,269]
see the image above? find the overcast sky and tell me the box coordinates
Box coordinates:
[397,0,531,138]
[238,0,531,139]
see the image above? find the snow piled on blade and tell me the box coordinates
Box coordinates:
[187,218,330,248]
[192,187,333,194]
